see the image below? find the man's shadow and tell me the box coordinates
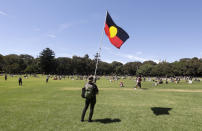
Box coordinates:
[94,118,121,124]
[140,88,148,90]
[151,107,172,115]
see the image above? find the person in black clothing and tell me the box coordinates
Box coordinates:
[18,77,22,86]
[5,74,7,80]
[81,76,98,122]
[46,75,49,83]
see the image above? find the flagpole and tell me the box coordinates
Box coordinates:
[93,11,108,82]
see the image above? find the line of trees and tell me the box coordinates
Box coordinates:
[0,48,202,76]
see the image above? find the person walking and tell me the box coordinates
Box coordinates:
[135,76,142,89]
[81,76,98,122]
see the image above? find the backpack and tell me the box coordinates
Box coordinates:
[84,83,94,99]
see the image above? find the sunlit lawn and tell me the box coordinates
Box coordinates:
[0,75,202,131]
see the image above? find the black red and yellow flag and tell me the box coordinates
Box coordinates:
[104,12,129,49]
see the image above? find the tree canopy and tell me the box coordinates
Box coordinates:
[0,48,202,76]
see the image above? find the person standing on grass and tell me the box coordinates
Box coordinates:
[46,75,49,83]
[135,75,142,89]
[81,75,98,122]
[18,77,22,86]
[5,74,7,80]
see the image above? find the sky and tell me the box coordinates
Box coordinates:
[0,0,202,64]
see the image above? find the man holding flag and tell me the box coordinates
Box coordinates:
[81,11,129,122]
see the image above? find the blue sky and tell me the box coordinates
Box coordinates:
[0,0,202,63]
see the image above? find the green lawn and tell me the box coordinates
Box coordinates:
[0,75,202,131]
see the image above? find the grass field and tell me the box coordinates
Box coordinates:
[0,75,202,131]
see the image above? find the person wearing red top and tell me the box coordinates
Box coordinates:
[135,76,142,89]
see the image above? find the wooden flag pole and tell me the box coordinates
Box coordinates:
[93,11,108,82]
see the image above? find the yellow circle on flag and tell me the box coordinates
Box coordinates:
[109,26,117,38]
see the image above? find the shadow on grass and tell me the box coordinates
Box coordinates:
[151,107,172,115]
[94,118,121,124]
[140,88,149,90]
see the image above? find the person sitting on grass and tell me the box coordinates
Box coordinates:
[120,81,124,87]
[152,80,158,86]
[159,79,163,84]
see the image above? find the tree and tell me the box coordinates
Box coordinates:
[110,61,123,75]
[123,62,142,75]
[137,60,157,76]
[20,54,34,65]
[198,63,202,76]
[39,48,56,74]
[83,54,95,75]
[0,54,4,72]
[97,61,111,75]
[137,64,154,76]
[24,59,40,74]
[56,57,72,75]
[142,60,157,65]
[3,54,21,73]
[151,62,172,76]
[1,48,202,76]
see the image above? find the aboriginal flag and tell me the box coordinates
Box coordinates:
[104,12,129,49]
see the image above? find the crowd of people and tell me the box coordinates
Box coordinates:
[1,74,201,122]
[2,74,201,88]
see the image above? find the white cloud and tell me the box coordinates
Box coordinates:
[0,10,7,16]
[58,23,72,32]
[122,54,160,63]
[136,51,143,55]
[124,54,147,62]
[33,28,40,32]
[58,20,87,32]
[102,59,113,63]
[119,53,150,62]
[43,20,88,40]
[102,47,159,63]
[47,34,56,38]
[200,52,202,58]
